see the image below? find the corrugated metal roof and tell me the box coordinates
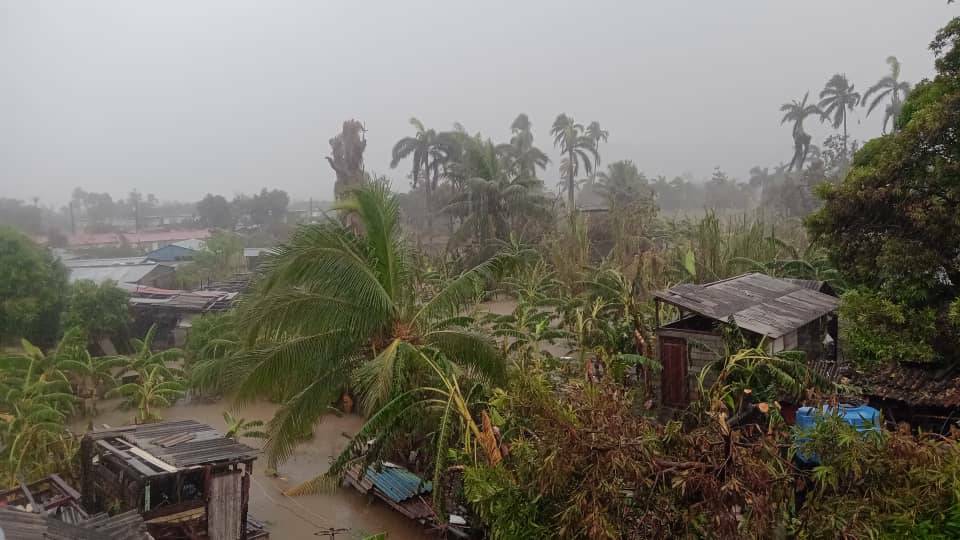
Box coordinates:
[68,264,166,285]
[87,420,259,471]
[653,273,839,338]
[171,238,206,250]
[855,363,960,408]
[0,507,150,539]
[361,463,431,503]
[243,247,272,257]
[64,257,148,267]
[144,244,197,262]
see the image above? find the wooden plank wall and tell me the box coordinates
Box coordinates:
[655,329,724,404]
[207,470,243,540]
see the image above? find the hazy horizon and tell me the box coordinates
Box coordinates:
[2,1,955,206]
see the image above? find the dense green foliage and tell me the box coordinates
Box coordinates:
[63,280,130,344]
[809,19,960,364]
[0,227,68,346]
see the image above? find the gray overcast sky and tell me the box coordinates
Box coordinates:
[1,1,955,206]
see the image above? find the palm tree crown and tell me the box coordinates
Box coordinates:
[495,114,549,179]
[231,184,514,469]
[551,114,599,217]
[818,74,861,156]
[446,136,550,249]
[862,56,912,133]
[780,92,821,134]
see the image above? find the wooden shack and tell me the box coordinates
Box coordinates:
[852,361,960,432]
[80,420,267,540]
[653,273,839,407]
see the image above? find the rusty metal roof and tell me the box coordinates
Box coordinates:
[653,273,839,338]
[854,362,960,409]
[86,419,259,472]
[0,507,150,539]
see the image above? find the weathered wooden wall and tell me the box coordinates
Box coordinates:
[655,329,724,404]
[208,470,243,540]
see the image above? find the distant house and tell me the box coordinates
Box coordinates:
[145,239,206,262]
[124,228,212,251]
[576,182,609,213]
[652,273,839,407]
[65,257,176,289]
[243,247,272,270]
[63,229,212,251]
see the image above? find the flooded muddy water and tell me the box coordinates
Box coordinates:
[69,298,552,539]
[74,399,427,539]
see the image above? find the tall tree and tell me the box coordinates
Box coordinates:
[780,93,821,171]
[196,194,233,229]
[551,114,599,219]
[862,56,912,134]
[229,184,515,471]
[390,118,455,228]
[595,160,649,208]
[249,189,289,226]
[808,18,960,362]
[496,114,549,179]
[818,74,861,157]
[62,280,130,345]
[446,136,550,249]
[326,119,367,200]
[586,121,609,162]
[0,228,68,346]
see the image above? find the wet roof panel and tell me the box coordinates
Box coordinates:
[653,273,839,338]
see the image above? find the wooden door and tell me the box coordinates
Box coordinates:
[660,337,689,406]
[208,470,242,540]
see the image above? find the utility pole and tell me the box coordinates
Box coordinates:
[314,527,349,539]
[69,201,76,235]
[308,197,313,223]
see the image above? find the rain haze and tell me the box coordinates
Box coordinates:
[1,0,954,205]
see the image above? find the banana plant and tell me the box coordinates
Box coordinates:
[222,411,268,441]
[107,365,186,424]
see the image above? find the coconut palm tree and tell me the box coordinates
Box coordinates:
[222,411,267,441]
[446,136,550,249]
[495,114,550,179]
[390,117,435,190]
[107,364,186,423]
[551,114,600,219]
[862,56,912,133]
[780,93,822,171]
[231,184,516,470]
[818,74,861,157]
[586,121,609,162]
[595,160,650,208]
[390,118,456,228]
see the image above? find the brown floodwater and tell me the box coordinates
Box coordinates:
[74,399,428,539]
[69,299,553,539]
